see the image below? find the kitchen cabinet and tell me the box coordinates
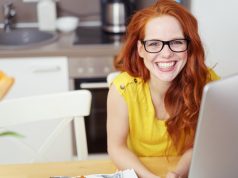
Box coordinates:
[0,57,69,99]
[0,57,75,164]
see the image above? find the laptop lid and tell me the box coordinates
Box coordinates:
[188,74,238,178]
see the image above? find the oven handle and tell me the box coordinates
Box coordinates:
[80,82,108,89]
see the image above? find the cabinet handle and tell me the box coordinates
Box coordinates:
[80,82,108,89]
[32,66,61,73]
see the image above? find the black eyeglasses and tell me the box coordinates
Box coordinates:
[141,39,189,53]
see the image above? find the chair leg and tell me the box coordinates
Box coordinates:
[74,116,88,160]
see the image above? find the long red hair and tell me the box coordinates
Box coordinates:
[115,0,211,153]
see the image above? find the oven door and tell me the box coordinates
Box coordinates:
[74,78,108,154]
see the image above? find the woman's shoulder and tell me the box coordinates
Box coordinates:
[112,72,143,94]
[114,72,134,81]
[114,71,142,83]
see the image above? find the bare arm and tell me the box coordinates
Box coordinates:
[166,148,193,178]
[107,84,160,178]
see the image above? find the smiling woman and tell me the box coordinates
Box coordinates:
[107,0,220,178]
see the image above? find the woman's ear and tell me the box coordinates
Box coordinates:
[137,40,144,58]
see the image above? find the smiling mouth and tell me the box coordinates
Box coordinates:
[156,61,177,71]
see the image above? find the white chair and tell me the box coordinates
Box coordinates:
[0,90,91,164]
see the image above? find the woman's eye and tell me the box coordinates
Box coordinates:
[147,41,160,47]
[171,40,184,45]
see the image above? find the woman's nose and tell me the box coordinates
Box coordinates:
[160,44,174,58]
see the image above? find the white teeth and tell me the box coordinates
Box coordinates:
[157,61,175,68]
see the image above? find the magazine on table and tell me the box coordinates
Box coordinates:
[86,169,137,178]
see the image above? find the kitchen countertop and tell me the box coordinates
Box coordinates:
[0,29,122,58]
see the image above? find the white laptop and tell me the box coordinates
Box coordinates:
[188,74,238,178]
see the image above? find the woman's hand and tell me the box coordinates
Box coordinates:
[166,171,182,178]
[166,148,193,178]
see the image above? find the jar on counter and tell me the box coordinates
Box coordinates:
[37,0,57,31]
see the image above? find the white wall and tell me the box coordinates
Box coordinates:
[191,0,238,77]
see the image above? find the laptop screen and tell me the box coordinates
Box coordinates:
[189,74,238,178]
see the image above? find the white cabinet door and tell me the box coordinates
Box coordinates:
[0,56,69,99]
[0,57,74,164]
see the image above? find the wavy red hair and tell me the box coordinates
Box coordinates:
[115,0,212,153]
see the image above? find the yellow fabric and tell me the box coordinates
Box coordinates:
[208,68,221,81]
[112,69,220,157]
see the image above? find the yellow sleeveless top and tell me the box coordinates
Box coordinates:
[112,70,220,156]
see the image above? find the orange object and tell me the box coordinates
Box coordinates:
[0,71,14,100]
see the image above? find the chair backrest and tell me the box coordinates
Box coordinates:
[0,90,92,164]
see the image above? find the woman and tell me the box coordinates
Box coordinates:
[107,0,219,178]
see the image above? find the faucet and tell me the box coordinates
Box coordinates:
[3,1,16,32]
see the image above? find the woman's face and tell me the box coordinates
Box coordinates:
[138,15,188,83]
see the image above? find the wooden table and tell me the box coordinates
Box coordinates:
[0,157,179,178]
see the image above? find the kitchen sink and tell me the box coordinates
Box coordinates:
[0,28,58,50]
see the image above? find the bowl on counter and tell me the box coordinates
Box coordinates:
[56,16,79,33]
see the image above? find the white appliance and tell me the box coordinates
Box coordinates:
[189,74,238,178]
[191,0,238,77]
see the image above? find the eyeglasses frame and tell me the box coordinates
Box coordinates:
[140,38,190,53]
